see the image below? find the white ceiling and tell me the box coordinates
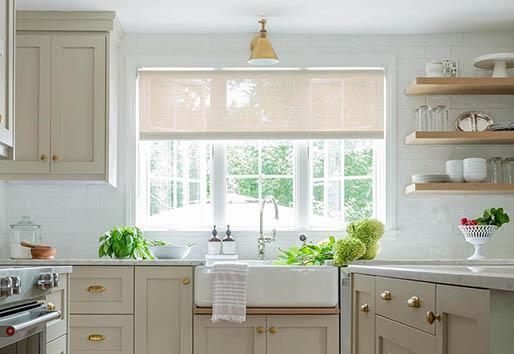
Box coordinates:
[17,0,514,34]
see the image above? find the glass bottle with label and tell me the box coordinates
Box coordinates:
[207,225,221,255]
[222,225,236,255]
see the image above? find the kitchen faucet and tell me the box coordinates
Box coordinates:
[257,196,279,260]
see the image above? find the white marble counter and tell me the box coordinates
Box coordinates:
[348,263,514,292]
[0,258,205,266]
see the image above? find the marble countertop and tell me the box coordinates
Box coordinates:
[0,258,205,266]
[348,263,514,292]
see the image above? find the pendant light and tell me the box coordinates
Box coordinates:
[248,19,279,65]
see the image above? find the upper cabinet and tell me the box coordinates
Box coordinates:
[0,11,120,184]
[0,0,15,158]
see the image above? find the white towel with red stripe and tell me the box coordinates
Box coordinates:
[211,263,248,323]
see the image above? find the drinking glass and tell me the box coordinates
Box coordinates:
[430,105,448,131]
[504,157,514,184]
[415,105,432,131]
[488,157,504,183]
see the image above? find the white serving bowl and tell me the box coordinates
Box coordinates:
[149,246,191,259]
[463,158,487,182]
[445,159,464,183]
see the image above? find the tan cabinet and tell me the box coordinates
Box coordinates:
[194,315,266,354]
[47,335,67,354]
[376,315,435,354]
[0,0,14,156]
[135,266,193,354]
[70,315,133,354]
[352,274,375,354]
[70,266,134,314]
[267,315,339,354]
[435,284,489,354]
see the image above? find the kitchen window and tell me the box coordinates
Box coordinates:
[136,68,385,230]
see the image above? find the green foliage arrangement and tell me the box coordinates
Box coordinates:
[99,227,154,260]
[347,218,385,260]
[476,208,510,228]
[275,236,336,265]
[333,238,366,266]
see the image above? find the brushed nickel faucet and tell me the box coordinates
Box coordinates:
[257,196,279,260]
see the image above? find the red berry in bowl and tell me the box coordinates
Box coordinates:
[470,220,478,226]
[460,218,468,225]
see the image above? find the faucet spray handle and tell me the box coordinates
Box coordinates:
[271,229,277,241]
[299,234,307,245]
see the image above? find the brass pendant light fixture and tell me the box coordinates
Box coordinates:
[248,18,280,65]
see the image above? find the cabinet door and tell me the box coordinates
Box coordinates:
[50,34,106,175]
[352,274,375,354]
[135,266,193,354]
[0,0,14,151]
[435,285,489,354]
[47,335,67,354]
[194,315,266,354]
[376,316,435,354]
[47,274,68,343]
[267,315,339,354]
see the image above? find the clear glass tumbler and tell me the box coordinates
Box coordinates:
[488,157,504,183]
[430,105,448,131]
[416,105,432,131]
[504,157,514,184]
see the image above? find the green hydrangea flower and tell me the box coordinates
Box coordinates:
[333,237,366,266]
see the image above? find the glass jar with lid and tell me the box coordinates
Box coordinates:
[504,157,514,184]
[9,216,42,259]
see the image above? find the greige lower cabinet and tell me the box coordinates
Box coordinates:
[352,273,514,354]
[46,274,69,354]
[135,266,193,354]
[47,335,67,354]
[194,314,339,354]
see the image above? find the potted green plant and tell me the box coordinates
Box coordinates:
[98,227,154,260]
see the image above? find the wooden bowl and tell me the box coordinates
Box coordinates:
[30,247,57,259]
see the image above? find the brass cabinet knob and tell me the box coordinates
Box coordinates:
[47,302,56,311]
[87,285,106,293]
[360,304,369,313]
[256,326,265,334]
[52,154,58,162]
[269,327,278,334]
[426,311,441,325]
[407,296,421,308]
[40,154,48,161]
[88,334,105,342]
[182,278,190,285]
[380,290,392,301]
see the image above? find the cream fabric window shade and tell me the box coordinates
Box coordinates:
[138,69,384,140]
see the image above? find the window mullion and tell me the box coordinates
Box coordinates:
[295,141,310,229]
[212,142,226,227]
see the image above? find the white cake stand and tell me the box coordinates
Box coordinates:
[473,53,514,77]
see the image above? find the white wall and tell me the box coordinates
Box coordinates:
[4,31,514,260]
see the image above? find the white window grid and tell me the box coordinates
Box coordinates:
[137,140,384,230]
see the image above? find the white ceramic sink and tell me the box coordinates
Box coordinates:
[194,261,339,307]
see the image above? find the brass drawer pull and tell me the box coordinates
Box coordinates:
[380,290,392,301]
[40,154,48,161]
[182,278,190,285]
[407,296,421,308]
[52,154,58,162]
[88,334,105,342]
[47,302,56,311]
[269,327,278,334]
[426,311,441,325]
[87,285,106,293]
[256,326,265,334]
[360,304,369,313]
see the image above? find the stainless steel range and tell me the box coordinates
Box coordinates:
[0,266,64,354]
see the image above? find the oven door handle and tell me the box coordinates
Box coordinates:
[0,311,61,337]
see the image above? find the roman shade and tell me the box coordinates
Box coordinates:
[138,69,384,140]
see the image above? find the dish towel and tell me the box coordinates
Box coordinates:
[211,263,248,323]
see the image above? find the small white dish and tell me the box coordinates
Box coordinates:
[149,246,191,259]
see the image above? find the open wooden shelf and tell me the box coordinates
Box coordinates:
[405,183,514,195]
[405,131,514,145]
[405,77,514,95]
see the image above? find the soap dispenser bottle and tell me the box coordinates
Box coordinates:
[207,225,221,255]
[222,225,236,255]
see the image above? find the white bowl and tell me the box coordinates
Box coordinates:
[445,160,464,182]
[463,158,487,182]
[149,246,191,259]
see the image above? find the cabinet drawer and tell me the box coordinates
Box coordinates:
[47,274,68,342]
[376,315,435,354]
[375,276,435,334]
[70,266,134,314]
[70,315,133,354]
[47,334,67,354]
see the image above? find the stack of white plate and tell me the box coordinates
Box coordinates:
[412,174,451,183]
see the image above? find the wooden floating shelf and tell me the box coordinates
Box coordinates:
[405,77,514,95]
[193,307,341,315]
[405,183,514,195]
[405,131,514,145]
